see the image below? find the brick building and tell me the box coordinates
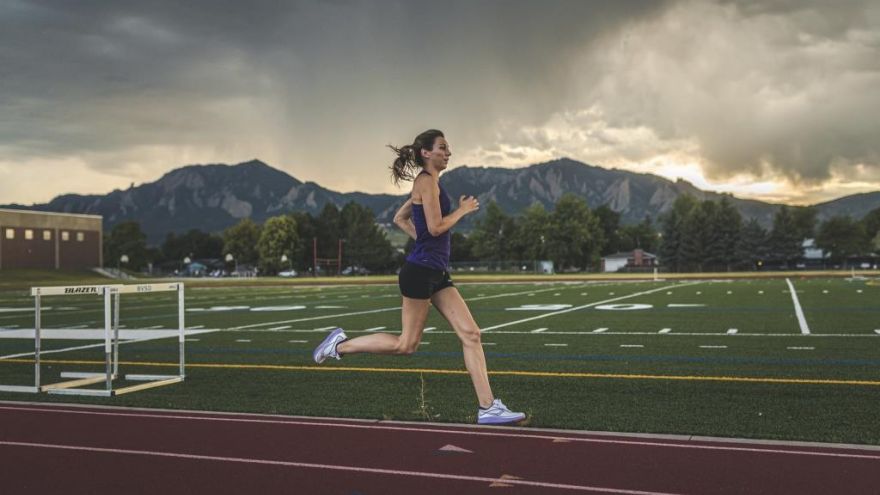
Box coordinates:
[0,209,103,270]
[601,248,657,273]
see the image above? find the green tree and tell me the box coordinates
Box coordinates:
[222,218,261,266]
[290,211,318,272]
[768,206,803,267]
[161,229,223,262]
[594,205,622,256]
[546,194,602,271]
[861,207,880,250]
[735,218,768,270]
[510,203,551,261]
[104,221,149,271]
[315,203,342,260]
[257,215,300,274]
[619,216,659,253]
[680,200,717,271]
[470,202,517,262]
[711,198,742,271]
[340,202,396,271]
[659,195,698,272]
[816,216,868,267]
[792,206,818,241]
[450,232,475,262]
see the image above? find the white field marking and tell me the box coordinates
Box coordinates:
[530,328,548,333]
[620,345,644,348]
[727,329,738,335]
[477,294,485,297]
[785,279,811,335]
[0,441,683,495]
[225,286,568,331]
[0,329,219,360]
[726,291,732,295]
[554,293,561,296]
[315,305,346,309]
[482,342,496,346]
[2,406,880,460]
[696,291,702,295]
[419,342,430,345]
[185,338,200,342]
[424,327,436,332]
[857,290,863,293]
[235,339,252,343]
[187,325,205,330]
[64,324,89,329]
[700,346,728,349]
[758,291,764,294]
[875,330,880,335]
[475,331,880,338]
[144,325,164,329]
[609,292,615,295]
[544,343,568,347]
[528,293,535,296]
[667,304,705,308]
[480,281,704,334]
[580,292,588,296]
[666,292,672,295]
[659,328,671,334]
[592,328,609,333]
[364,326,386,332]
[288,340,308,343]
[822,290,828,294]
[314,326,336,332]
[787,347,815,351]
[269,325,293,331]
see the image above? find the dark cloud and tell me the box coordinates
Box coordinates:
[0,0,877,204]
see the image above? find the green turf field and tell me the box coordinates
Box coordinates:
[1,276,878,445]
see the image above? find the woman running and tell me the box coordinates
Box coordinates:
[313,129,525,425]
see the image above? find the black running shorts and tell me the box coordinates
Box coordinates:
[398,261,454,299]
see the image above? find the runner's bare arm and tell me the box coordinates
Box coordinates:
[393,198,417,240]
[414,175,479,237]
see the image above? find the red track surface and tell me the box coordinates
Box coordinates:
[1,401,878,494]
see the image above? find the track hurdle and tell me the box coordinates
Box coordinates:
[0,283,186,397]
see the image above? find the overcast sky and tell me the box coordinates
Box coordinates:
[1,0,878,205]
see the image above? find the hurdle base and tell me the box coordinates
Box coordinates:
[0,385,40,394]
[113,377,183,396]
[47,388,113,397]
[42,375,110,392]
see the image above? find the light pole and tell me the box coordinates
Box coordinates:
[118,254,129,276]
[225,253,237,275]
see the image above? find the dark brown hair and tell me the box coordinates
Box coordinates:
[388,129,444,186]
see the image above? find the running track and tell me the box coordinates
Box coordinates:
[0,401,877,494]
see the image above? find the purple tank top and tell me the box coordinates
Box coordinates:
[406,174,452,270]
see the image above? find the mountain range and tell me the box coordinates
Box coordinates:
[4,158,879,244]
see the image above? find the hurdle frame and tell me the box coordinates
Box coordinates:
[0,283,185,397]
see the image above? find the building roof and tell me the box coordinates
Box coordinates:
[603,250,657,260]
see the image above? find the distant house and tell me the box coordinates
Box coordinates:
[0,209,103,270]
[601,249,657,273]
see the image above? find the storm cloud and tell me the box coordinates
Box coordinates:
[0,0,877,204]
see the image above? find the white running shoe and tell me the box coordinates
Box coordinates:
[313,328,347,364]
[477,399,526,425]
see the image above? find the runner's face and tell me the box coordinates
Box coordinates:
[422,137,451,171]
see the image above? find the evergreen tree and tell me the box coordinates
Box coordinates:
[594,205,622,256]
[712,198,743,271]
[735,218,768,270]
[768,206,802,267]
[510,203,550,261]
[658,195,697,272]
[161,229,223,262]
[792,206,818,241]
[619,216,658,253]
[470,202,516,262]
[816,216,869,267]
[340,202,396,271]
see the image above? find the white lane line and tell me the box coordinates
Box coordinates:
[144,325,164,330]
[187,325,205,330]
[727,329,738,335]
[235,339,252,343]
[530,328,548,333]
[185,338,200,342]
[592,328,609,333]
[620,345,644,348]
[785,278,811,335]
[314,326,336,332]
[227,286,567,331]
[544,343,568,347]
[481,282,703,333]
[700,346,728,349]
[364,327,386,332]
[787,347,815,350]
[0,440,682,495]
[482,343,496,346]
[658,328,671,334]
[289,340,308,343]
[424,327,436,332]
[2,406,879,460]
[269,326,293,331]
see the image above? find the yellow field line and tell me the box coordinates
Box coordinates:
[4,358,880,386]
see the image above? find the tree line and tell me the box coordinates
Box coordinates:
[104,194,880,274]
[104,202,397,274]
